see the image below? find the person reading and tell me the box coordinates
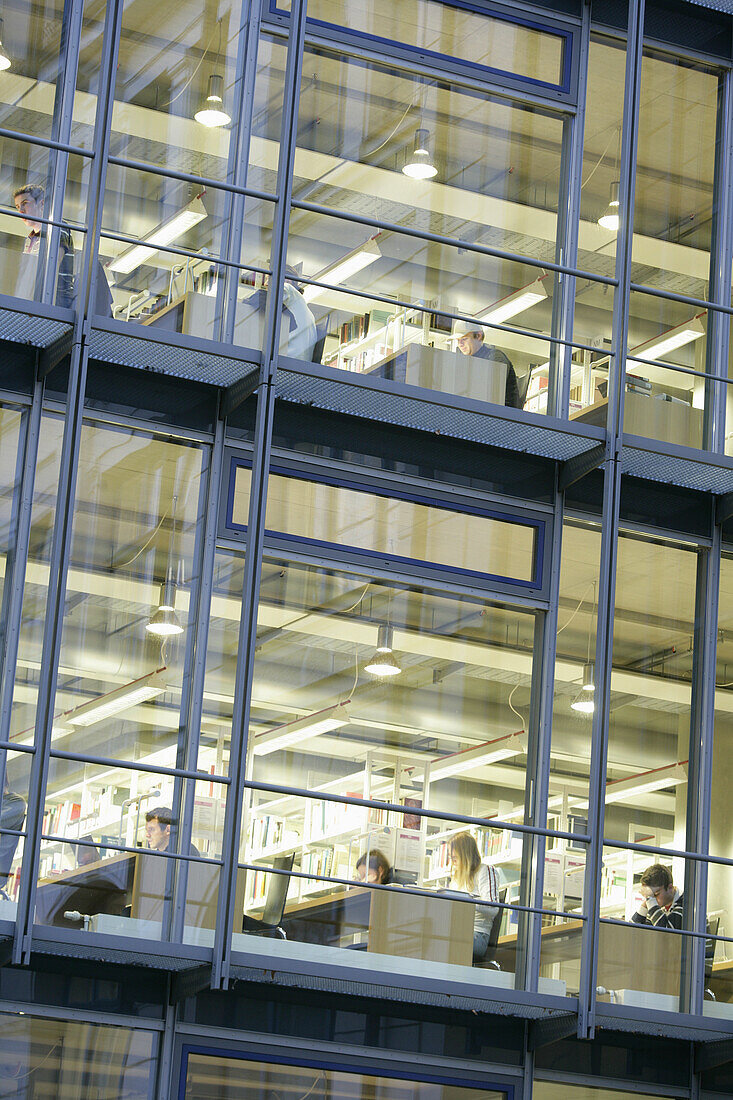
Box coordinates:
[447,831,499,964]
[453,318,521,408]
[355,848,394,885]
[631,863,684,929]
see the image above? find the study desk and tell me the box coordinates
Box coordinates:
[367,343,507,405]
[282,886,474,966]
[571,391,703,449]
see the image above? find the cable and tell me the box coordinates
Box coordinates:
[160,20,221,109]
[112,508,170,571]
[508,680,527,731]
[364,86,419,159]
[556,581,596,637]
[581,126,619,190]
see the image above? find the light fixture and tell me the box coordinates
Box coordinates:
[252,702,351,756]
[194,73,231,128]
[477,277,548,327]
[428,731,528,782]
[57,669,167,729]
[631,316,705,363]
[570,692,595,715]
[604,761,687,805]
[147,577,184,637]
[0,19,11,71]
[581,661,595,692]
[402,127,438,180]
[302,239,381,304]
[364,625,402,677]
[598,180,620,232]
[109,195,208,275]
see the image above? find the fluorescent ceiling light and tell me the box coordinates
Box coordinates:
[478,278,548,326]
[428,730,528,782]
[632,317,705,363]
[252,702,351,756]
[302,240,381,304]
[59,669,167,728]
[109,195,208,275]
[604,761,687,805]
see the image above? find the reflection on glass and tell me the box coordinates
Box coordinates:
[100,164,274,334]
[0,1011,156,1099]
[0,750,29,914]
[184,1054,508,1100]
[605,533,696,860]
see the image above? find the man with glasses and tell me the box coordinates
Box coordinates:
[631,863,684,929]
[453,318,521,408]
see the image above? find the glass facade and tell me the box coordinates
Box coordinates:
[0,0,732,1096]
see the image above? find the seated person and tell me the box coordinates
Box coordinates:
[0,778,26,901]
[144,806,199,856]
[631,862,683,929]
[448,831,499,964]
[355,848,394,885]
[453,318,521,408]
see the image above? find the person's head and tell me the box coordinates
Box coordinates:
[640,863,676,907]
[450,831,481,890]
[453,318,485,357]
[13,184,44,231]
[355,848,391,884]
[145,805,173,851]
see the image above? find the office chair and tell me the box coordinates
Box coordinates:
[311,323,328,364]
[704,916,720,1000]
[516,365,534,410]
[241,853,295,939]
[477,886,507,969]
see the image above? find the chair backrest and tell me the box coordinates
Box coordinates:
[705,916,720,978]
[311,323,328,364]
[485,885,508,958]
[261,852,295,926]
[516,365,534,409]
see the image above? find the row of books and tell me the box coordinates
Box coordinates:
[308,798,365,840]
[249,813,287,852]
[42,801,81,838]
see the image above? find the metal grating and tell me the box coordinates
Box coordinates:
[622,444,733,494]
[89,326,259,387]
[0,307,72,348]
[685,0,733,11]
[276,367,603,461]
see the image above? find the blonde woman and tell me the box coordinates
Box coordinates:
[449,831,500,964]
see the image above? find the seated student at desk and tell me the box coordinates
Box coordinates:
[453,319,521,408]
[448,832,500,964]
[631,863,684,929]
[144,806,199,855]
[355,848,394,885]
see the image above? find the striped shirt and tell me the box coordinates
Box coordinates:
[632,889,684,930]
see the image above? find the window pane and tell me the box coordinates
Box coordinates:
[298,0,567,89]
[230,465,539,584]
[0,1011,155,1099]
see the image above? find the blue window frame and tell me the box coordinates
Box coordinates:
[269,0,575,96]
[178,1045,516,1100]
[223,455,548,593]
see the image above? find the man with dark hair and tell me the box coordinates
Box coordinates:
[144,805,199,855]
[13,183,75,308]
[631,863,684,929]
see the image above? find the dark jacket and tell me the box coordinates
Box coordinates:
[475,343,521,408]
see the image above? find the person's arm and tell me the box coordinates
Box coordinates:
[644,896,684,930]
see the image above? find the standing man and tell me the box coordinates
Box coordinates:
[13,183,75,308]
[453,318,521,408]
[631,863,684,929]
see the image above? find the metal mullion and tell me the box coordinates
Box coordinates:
[630,281,733,318]
[106,155,276,204]
[682,526,721,1017]
[40,0,85,307]
[521,486,565,996]
[219,0,263,345]
[263,0,308,380]
[577,0,646,1040]
[211,383,277,989]
[48,747,229,784]
[704,70,733,453]
[170,415,227,944]
[291,196,618,286]
[11,0,124,968]
[549,0,590,420]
